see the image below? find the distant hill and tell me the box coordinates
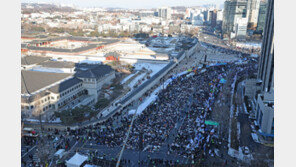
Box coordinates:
[21,3,78,14]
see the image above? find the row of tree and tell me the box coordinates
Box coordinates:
[54,105,96,125]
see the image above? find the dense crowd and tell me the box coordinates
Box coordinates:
[22,42,259,166]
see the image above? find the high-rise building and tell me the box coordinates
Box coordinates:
[203,10,211,22]
[256,0,268,32]
[216,10,223,21]
[216,10,224,28]
[185,8,192,19]
[235,17,248,38]
[210,10,217,28]
[255,0,274,142]
[222,0,249,38]
[247,0,261,29]
[157,7,172,20]
[190,10,204,26]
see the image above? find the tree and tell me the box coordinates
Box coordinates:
[89,31,100,37]
[30,95,55,165]
[58,105,95,124]
[31,94,44,132]
[36,138,55,166]
[31,26,45,32]
[95,98,110,109]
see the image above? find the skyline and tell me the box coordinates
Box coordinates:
[21,0,225,9]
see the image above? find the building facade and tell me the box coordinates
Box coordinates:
[235,17,249,38]
[256,0,268,32]
[210,10,217,28]
[157,7,172,20]
[255,0,274,142]
[21,64,116,120]
[222,0,249,38]
[247,0,261,29]
[21,75,86,118]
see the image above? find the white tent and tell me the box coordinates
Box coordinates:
[128,109,136,115]
[83,164,98,167]
[54,149,65,159]
[66,153,88,167]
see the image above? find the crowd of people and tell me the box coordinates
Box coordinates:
[22,39,259,166]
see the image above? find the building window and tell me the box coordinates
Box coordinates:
[41,100,44,103]
[259,111,263,127]
[48,97,50,100]
[30,105,34,109]
[51,97,54,100]
[26,106,29,110]
[271,118,274,134]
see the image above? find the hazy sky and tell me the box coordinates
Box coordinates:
[21,0,225,9]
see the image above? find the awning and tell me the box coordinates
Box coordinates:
[219,78,227,84]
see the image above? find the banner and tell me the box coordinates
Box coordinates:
[205,120,219,126]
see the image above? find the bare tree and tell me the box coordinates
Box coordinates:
[31,94,44,132]
[31,94,56,165]
[36,138,55,166]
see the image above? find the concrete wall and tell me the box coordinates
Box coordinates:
[255,94,274,135]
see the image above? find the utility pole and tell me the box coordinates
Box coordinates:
[116,102,139,167]
[39,114,43,135]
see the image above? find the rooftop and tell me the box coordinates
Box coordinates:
[21,56,51,65]
[38,61,75,68]
[75,64,114,79]
[49,77,82,93]
[22,36,120,54]
[27,44,99,53]
[21,70,72,94]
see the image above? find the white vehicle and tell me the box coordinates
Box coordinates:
[54,149,65,159]
[243,146,250,155]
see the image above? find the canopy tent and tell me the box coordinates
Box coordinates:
[66,153,88,167]
[219,78,227,84]
[205,120,219,126]
[128,109,137,115]
[207,62,227,67]
[84,164,98,167]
